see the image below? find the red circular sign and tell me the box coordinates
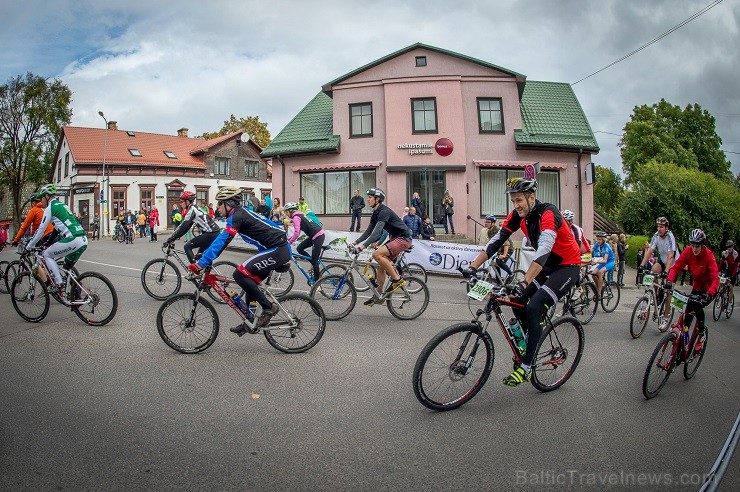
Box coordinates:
[435,138,453,156]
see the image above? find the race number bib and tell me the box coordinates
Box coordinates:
[642,274,655,286]
[467,279,495,301]
[670,291,689,313]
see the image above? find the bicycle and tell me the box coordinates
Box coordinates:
[412,267,584,411]
[629,272,673,339]
[141,243,238,303]
[4,239,79,298]
[262,245,347,297]
[155,264,326,354]
[466,258,526,315]
[10,248,118,326]
[310,245,430,321]
[547,263,599,325]
[642,290,708,399]
[712,275,734,321]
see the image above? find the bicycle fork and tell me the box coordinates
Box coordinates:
[451,328,484,379]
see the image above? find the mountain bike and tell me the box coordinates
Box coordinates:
[466,259,526,315]
[412,267,584,411]
[10,248,118,326]
[310,245,429,321]
[712,275,734,321]
[4,240,80,299]
[262,245,347,296]
[547,264,599,325]
[141,243,237,303]
[642,290,708,399]
[156,264,326,354]
[629,272,673,338]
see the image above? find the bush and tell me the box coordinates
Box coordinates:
[625,235,649,267]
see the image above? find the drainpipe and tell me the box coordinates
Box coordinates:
[277,155,286,202]
[576,149,583,225]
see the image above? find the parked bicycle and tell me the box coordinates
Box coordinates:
[262,245,346,296]
[412,267,584,411]
[156,264,326,354]
[629,272,673,339]
[712,275,734,321]
[642,290,708,399]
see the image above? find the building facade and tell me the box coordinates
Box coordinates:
[262,43,599,238]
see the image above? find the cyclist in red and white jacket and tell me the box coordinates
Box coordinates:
[719,239,738,301]
[665,229,718,337]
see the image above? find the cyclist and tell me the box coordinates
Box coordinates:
[25,184,88,296]
[639,217,678,316]
[463,177,582,387]
[187,186,290,332]
[284,201,325,284]
[11,194,56,248]
[164,191,222,263]
[561,209,590,254]
[665,229,718,350]
[719,239,738,301]
[590,231,615,297]
[349,188,412,305]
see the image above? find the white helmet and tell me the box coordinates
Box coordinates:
[562,209,574,221]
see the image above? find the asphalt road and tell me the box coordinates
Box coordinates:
[1,236,738,491]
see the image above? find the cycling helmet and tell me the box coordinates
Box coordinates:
[688,228,706,245]
[180,191,196,202]
[595,231,608,238]
[656,217,669,227]
[726,240,734,248]
[561,209,575,221]
[366,188,386,202]
[284,202,299,212]
[485,214,496,222]
[36,183,57,198]
[29,193,40,203]
[214,186,243,208]
[505,177,537,194]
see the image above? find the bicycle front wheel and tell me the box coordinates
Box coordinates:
[10,271,50,322]
[263,293,326,354]
[569,282,598,325]
[600,281,621,313]
[71,272,119,326]
[726,292,734,318]
[117,230,125,243]
[141,258,182,300]
[0,260,9,294]
[310,274,356,321]
[264,268,294,297]
[412,323,494,411]
[684,329,708,380]
[531,316,584,392]
[207,260,238,304]
[157,293,219,354]
[387,275,429,320]
[712,290,724,321]
[643,332,677,399]
[630,296,651,339]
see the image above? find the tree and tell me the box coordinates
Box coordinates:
[201,114,271,148]
[593,165,623,219]
[0,73,72,228]
[619,99,731,185]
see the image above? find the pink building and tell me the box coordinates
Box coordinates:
[262,43,598,238]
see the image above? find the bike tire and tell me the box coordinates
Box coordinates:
[726,292,734,319]
[712,290,724,321]
[310,274,356,321]
[530,316,585,392]
[642,332,677,399]
[387,275,429,320]
[207,261,238,304]
[569,281,598,325]
[262,293,326,354]
[320,262,348,278]
[71,272,119,326]
[263,267,294,297]
[141,258,182,300]
[629,296,651,339]
[4,259,24,293]
[10,271,50,322]
[117,230,125,243]
[412,323,494,411]
[0,260,9,294]
[683,329,707,380]
[156,293,219,354]
[600,281,621,313]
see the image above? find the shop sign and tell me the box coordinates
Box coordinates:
[435,138,453,156]
[398,143,433,156]
[75,186,95,194]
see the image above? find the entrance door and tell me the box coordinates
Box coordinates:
[79,199,90,231]
[406,171,446,225]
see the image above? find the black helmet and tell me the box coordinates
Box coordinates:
[485,214,496,222]
[366,188,385,202]
[595,231,608,238]
[505,177,537,194]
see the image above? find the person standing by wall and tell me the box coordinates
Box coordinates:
[411,192,425,219]
[403,206,422,239]
[421,216,435,241]
[349,189,365,232]
[441,190,455,234]
[617,233,628,286]
[298,197,309,213]
[608,233,620,283]
[149,207,160,241]
[137,210,147,238]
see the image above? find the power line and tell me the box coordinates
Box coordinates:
[572,0,724,85]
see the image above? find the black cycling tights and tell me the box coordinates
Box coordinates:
[184,231,220,263]
[682,288,711,332]
[297,234,325,281]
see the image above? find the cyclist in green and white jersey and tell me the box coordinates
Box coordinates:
[26,184,88,292]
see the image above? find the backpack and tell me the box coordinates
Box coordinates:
[305,209,322,228]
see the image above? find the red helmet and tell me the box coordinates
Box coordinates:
[180,191,196,202]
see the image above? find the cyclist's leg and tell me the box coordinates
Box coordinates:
[372,245,393,294]
[184,231,217,263]
[44,236,87,286]
[590,264,604,296]
[495,257,513,276]
[295,237,312,259]
[376,237,412,290]
[309,234,325,281]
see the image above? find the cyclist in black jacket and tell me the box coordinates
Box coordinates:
[164,191,221,263]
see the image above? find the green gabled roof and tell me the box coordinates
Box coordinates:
[260,92,339,158]
[515,81,599,152]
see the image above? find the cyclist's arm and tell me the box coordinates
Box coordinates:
[27,206,53,249]
[471,216,518,269]
[360,221,386,247]
[197,226,235,268]
[666,249,689,283]
[12,208,38,243]
[353,217,377,245]
[287,215,302,244]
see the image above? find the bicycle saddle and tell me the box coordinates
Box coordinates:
[321,245,331,251]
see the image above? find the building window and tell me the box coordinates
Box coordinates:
[244,159,259,178]
[140,188,154,212]
[196,187,208,207]
[300,169,376,214]
[215,157,230,175]
[349,103,373,138]
[129,148,142,157]
[111,188,127,217]
[64,153,69,178]
[163,151,177,159]
[415,56,427,67]
[480,169,560,217]
[411,98,437,134]
[477,98,505,133]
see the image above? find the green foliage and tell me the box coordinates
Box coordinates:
[619,161,740,251]
[201,114,271,148]
[593,165,623,219]
[624,235,649,267]
[620,99,731,185]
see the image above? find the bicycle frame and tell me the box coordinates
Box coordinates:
[290,249,332,284]
[657,291,702,368]
[344,250,394,299]
[30,252,92,307]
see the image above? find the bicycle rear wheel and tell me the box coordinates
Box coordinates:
[387,275,429,320]
[530,316,584,392]
[569,282,598,325]
[207,261,238,304]
[71,272,118,326]
[726,293,734,318]
[10,271,50,322]
[642,332,677,399]
[263,268,294,297]
[156,293,219,354]
[263,293,326,353]
[412,323,494,411]
[684,329,707,380]
[0,260,9,294]
[600,281,620,312]
[629,296,651,339]
[4,259,24,293]
[310,274,356,321]
[141,258,182,300]
[712,290,724,321]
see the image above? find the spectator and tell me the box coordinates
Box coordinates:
[617,233,628,286]
[149,207,160,241]
[608,233,620,283]
[256,198,271,219]
[403,206,422,239]
[411,192,425,219]
[0,223,8,249]
[636,240,650,285]
[208,203,215,219]
[249,192,260,211]
[263,192,273,211]
[91,213,100,240]
[402,206,410,219]
[441,190,455,234]
[349,189,364,232]
[298,196,309,213]
[137,210,147,237]
[271,197,287,230]
[421,215,436,241]
[478,214,499,245]
[171,204,181,229]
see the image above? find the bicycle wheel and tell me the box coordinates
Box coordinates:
[569,282,598,325]
[320,262,347,278]
[310,274,356,321]
[71,272,118,326]
[263,293,326,353]
[684,329,707,380]
[0,260,9,294]
[712,290,724,321]
[530,316,585,392]
[207,261,238,304]
[642,332,677,399]
[263,267,294,297]
[4,259,24,293]
[156,293,219,354]
[141,258,182,300]
[387,275,429,320]
[600,281,620,313]
[630,296,651,339]
[117,230,125,243]
[10,271,50,322]
[412,323,494,411]
[726,292,734,318]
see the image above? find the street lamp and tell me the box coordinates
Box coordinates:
[98,111,108,237]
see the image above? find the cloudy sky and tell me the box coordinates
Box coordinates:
[2,0,738,176]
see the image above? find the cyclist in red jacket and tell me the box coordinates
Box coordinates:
[718,239,738,302]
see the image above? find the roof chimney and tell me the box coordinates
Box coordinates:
[177,128,189,138]
[108,121,118,131]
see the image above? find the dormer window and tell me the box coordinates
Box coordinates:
[415,56,427,67]
[129,148,142,157]
[127,131,136,137]
[163,151,177,159]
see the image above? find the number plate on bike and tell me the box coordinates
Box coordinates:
[670,291,689,313]
[642,274,654,286]
[719,276,729,285]
[467,279,496,301]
